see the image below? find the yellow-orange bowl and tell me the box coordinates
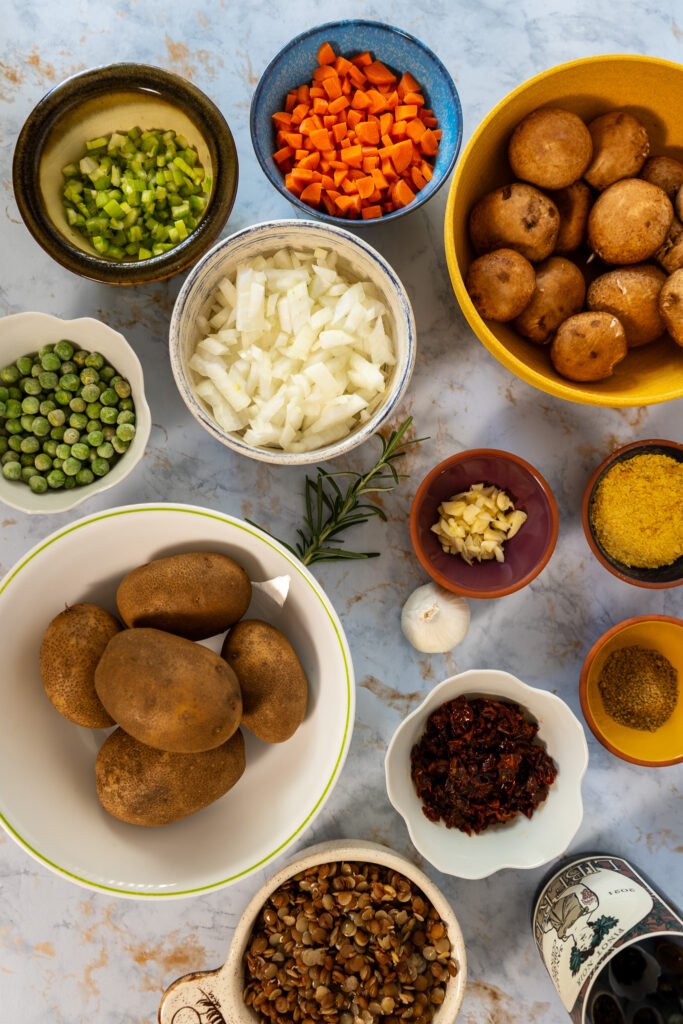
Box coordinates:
[580,615,683,766]
[444,55,683,407]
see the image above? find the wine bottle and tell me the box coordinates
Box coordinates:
[532,853,683,1024]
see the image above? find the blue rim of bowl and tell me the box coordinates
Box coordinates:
[169,218,417,465]
[249,19,463,226]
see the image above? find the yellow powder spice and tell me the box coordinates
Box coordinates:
[591,454,683,569]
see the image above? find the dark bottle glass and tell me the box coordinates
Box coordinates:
[532,853,683,1024]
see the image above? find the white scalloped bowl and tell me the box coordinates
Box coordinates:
[0,312,151,514]
[385,669,588,879]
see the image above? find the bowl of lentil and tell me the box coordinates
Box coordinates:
[582,439,683,589]
[158,839,467,1024]
[580,616,683,767]
[0,312,150,514]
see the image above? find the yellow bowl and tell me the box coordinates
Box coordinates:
[580,615,683,766]
[444,55,683,407]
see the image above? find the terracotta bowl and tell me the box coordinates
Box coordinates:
[580,615,683,766]
[409,449,558,598]
[582,438,683,589]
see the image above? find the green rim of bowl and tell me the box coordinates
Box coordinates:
[0,505,353,898]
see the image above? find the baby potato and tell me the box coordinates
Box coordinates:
[655,217,683,274]
[587,265,667,347]
[95,728,246,826]
[551,312,627,381]
[508,107,593,189]
[584,111,651,190]
[659,268,683,346]
[588,179,673,264]
[469,183,560,262]
[514,257,586,344]
[548,181,593,253]
[465,249,536,321]
[641,156,683,201]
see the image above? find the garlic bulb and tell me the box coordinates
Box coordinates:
[401,583,470,654]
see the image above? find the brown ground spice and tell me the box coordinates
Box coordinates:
[590,454,683,569]
[598,645,678,732]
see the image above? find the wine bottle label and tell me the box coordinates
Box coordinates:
[532,855,683,1022]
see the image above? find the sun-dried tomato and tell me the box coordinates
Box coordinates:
[410,695,558,835]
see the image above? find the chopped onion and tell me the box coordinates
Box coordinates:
[188,247,395,452]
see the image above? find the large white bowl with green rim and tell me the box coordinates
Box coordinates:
[0,503,354,898]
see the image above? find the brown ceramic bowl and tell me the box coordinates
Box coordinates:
[582,439,683,589]
[410,449,559,598]
[13,64,238,285]
[580,615,683,767]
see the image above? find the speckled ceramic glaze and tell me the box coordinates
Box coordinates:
[250,20,462,225]
[158,840,467,1024]
[410,449,559,597]
[169,219,416,465]
[12,64,238,284]
[582,439,683,588]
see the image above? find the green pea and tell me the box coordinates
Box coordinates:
[80,384,101,404]
[102,425,116,441]
[59,373,80,393]
[91,457,110,477]
[84,352,104,370]
[32,417,50,437]
[20,414,35,432]
[75,468,94,486]
[31,362,43,378]
[21,465,38,481]
[63,427,80,445]
[54,340,74,361]
[56,443,71,461]
[113,379,131,398]
[52,458,63,470]
[21,377,41,396]
[112,435,129,455]
[6,419,22,434]
[38,344,54,358]
[0,366,20,385]
[86,403,102,420]
[0,387,8,403]
[40,352,62,372]
[87,430,104,448]
[5,399,21,419]
[100,406,118,424]
[80,367,99,386]
[20,453,35,467]
[72,349,87,367]
[100,388,118,407]
[69,396,86,413]
[0,401,6,418]
[86,420,101,433]
[20,436,40,454]
[0,437,7,455]
[29,474,48,494]
[48,408,66,427]
[34,453,52,472]
[99,365,115,382]
[2,461,21,481]
[21,396,39,415]
[119,398,134,412]
[39,399,56,416]
[63,476,76,490]
[69,413,87,431]
[97,442,114,459]
[71,443,90,462]
[8,435,22,452]
[116,422,136,443]
[39,371,59,391]
[116,410,135,425]
[8,387,21,400]
[50,426,66,441]
[1,451,17,465]
[47,469,65,489]
[62,457,82,477]
[15,355,33,376]
[55,389,71,406]
[60,361,76,376]
[43,440,58,457]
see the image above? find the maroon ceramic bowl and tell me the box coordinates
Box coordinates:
[410,449,559,598]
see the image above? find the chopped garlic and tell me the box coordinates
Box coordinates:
[431,483,528,565]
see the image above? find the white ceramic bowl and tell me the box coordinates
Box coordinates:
[169,219,416,466]
[0,503,355,898]
[385,669,588,879]
[0,312,150,514]
[159,839,467,1024]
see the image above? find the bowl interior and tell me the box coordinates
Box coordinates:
[585,442,683,586]
[0,313,150,515]
[171,221,415,464]
[581,618,683,766]
[446,55,683,406]
[251,20,462,224]
[0,505,354,896]
[411,452,556,596]
[385,670,587,879]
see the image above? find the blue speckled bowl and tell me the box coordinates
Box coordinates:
[250,20,462,226]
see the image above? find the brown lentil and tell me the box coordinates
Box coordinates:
[598,645,678,731]
[243,862,458,1024]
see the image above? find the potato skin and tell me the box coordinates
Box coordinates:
[641,156,683,201]
[584,111,650,190]
[587,265,667,348]
[514,257,586,344]
[655,217,683,274]
[588,179,673,264]
[550,312,628,381]
[222,620,308,744]
[117,551,251,641]
[659,269,683,346]
[40,603,119,728]
[95,727,246,826]
[548,181,593,253]
[95,628,242,753]
[469,183,559,262]
[508,108,593,189]
[465,249,535,321]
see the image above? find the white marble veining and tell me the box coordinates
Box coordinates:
[1,1,682,1022]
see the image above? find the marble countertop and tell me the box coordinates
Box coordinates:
[1,1,682,1021]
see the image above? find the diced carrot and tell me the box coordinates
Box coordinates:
[361,204,382,219]
[356,175,375,200]
[393,179,415,207]
[323,114,337,128]
[348,65,367,88]
[321,148,336,161]
[309,86,325,98]
[381,158,398,181]
[299,182,323,204]
[291,167,315,182]
[312,98,328,114]
[341,77,352,95]
[352,51,373,67]
[379,112,393,136]
[403,91,425,106]
[321,193,337,215]
[272,111,292,127]
[347,109,363,129]
[329,95,350,115]
[390,139,413,173]
[351,89,371,110]
[367,89,388,115]
[355,120,380,145]
[360,146,379,157]
[285,93,297,113]
[295,148,308,160]
[368,187,382,202]
[365,60,397,86]
[298,84,310,104]
[340,145,363,168]
[291,103,309,124]
[411,165,427,190]
[420,160,433,181]
[317,41,336,65]
[397,71,420,97]
[333,168,348,187]
[284,173,302,194]
[391,121,408,138]
[310,128,333,151]
[406,118,426,143]
[320,159,331,172]
[329,159,347,170]
[334,194,355,213]
[322,75,341,100]
[420,129,439,156]
[348,168,364,180]
[371,168,388,189]
[381,134,393,149]
[283,132,303,149]
[320,173,335,189]
[332,121,348,144]
[339,137,351,149]
[385,91,399,110]
[432,129,443,140]
[273,146,294,165]
[395,105,418,121]
[362,156,380,172]
[341,177,357,194]
[334,55,354,77]
[348,195,362,216]
[313,64,338,81]
[299,152,321,170]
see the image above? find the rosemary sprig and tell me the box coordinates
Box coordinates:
[256,417,423,566]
